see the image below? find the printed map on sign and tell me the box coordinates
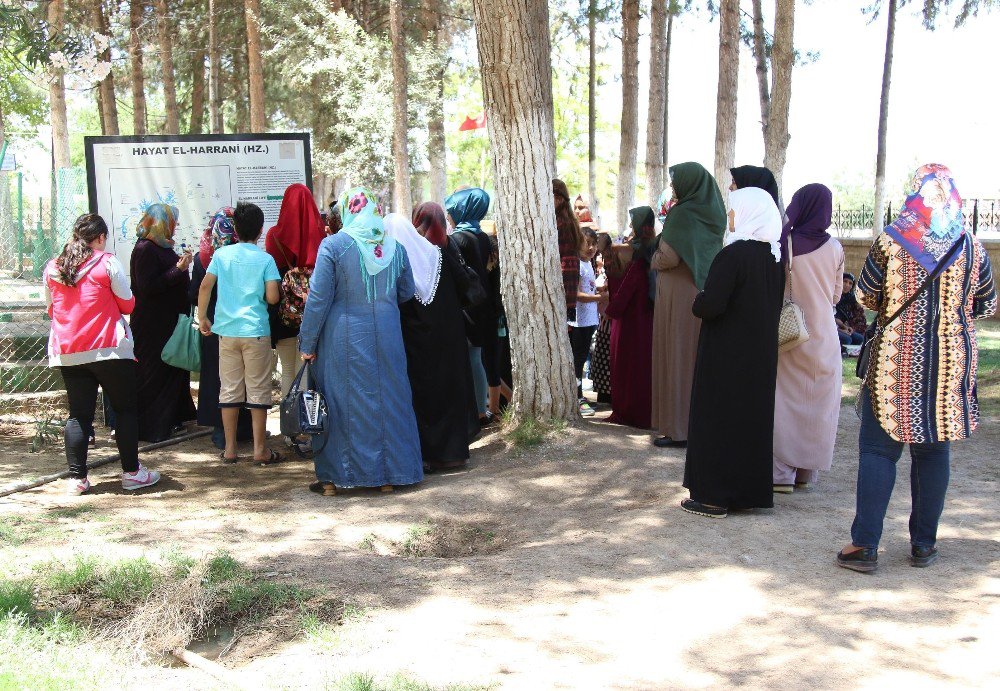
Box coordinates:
[107,165,233,259]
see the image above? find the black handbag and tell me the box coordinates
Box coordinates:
[857,236,966,379]
[445,241,488,309]
[279,361,328,456]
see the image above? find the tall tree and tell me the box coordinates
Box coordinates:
[470,0,578,421]
[91,0,119,135]
[389,0,411,214]
[47,0,70,168]
[662,4,674,170]
[713,0,739,193]
[244,0,266,131]
[208,0,223,133]
[645,0,667,205]
[129,0,148,135]
[189,48,207,133]
[157,0,180,134]
[872,0,897,236]
[587,0,599,215]
[423,0,447,204]
[616,0,639,232]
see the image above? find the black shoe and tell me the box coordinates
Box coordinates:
[680,498,727,518]
[836,546,878,573]
[910,545,939,568]
[653,436,687,448]
[479,411,498,428]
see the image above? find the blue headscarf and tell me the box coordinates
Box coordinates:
[445,187,490,233]
[339,186,401,302]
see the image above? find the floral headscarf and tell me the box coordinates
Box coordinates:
[656,188,675,224]
[198,207,236,268]
[885,163,966,274]
[136,203,179,248]
[339,186,400,301]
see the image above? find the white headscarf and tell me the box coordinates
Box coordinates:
[725,187,783,263]
[383,213,442,305]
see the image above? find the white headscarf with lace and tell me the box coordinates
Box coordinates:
[383,213,442,305]
[724,187,783,263]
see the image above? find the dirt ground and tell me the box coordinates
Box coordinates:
[1,400,998,690]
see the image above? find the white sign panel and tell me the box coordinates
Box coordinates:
[85,134,312,273]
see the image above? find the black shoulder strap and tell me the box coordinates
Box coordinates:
[880,235,966,328]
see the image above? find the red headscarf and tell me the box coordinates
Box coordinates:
[412,202,449,248]
[265,183,326,270]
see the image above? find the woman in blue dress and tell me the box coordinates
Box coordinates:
[298,187,423,496]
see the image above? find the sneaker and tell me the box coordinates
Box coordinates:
[66,477,91,495]
[122,464,161,491]
[910,545,939,568]
[773,484,795,494]
[579,400,596,417]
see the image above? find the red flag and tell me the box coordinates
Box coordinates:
[459,113,487,131]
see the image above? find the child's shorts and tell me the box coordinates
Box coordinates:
[218,335,274,409]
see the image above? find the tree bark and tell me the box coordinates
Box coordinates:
[47,0,71,169]
[129,0,148,135]
[157,0,180,134]
[873,0,897,237]
[389,0,411,215]
[470,0,578,422]
[189,49,207,134]
[616,0,640,233]
[645,0,667,206]
[662,7,673,172]
[209,0,223,134]
[587,0,598,216]
[713,0,740,194]
[423,0,447,203]
[233,34,249,134]
[751,0,770,139]
[763,0,795,209]
[92,0,120,135]
[244,0,266,132]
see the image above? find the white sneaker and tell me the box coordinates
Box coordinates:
[122,464,161,491]
[579,400,596,417]
[66,477,91,495]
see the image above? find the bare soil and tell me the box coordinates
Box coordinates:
[1,403,998,689]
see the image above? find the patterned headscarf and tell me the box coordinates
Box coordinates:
[445,187,490,233]
[136,203,179,248]
[884,163,966,274]
[656,188,675,223]
[339,186,400,301]
[198,207,236,268]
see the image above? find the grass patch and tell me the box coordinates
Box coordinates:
[0,580,34,616]
[504,414,567,450]
[47,505,103,520]
[325,673,495,691]
[0,515,61,547]
[358,533,378,552]
[98,557,159,604]
[43,556,99,595]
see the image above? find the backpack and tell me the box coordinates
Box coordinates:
[272,240,312,328]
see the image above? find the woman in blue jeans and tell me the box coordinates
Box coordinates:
[838,165,996,573]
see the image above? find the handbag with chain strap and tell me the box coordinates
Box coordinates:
[777,233,810,353]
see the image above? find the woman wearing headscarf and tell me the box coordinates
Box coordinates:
[445,187,497,426]
[604,206,657,429]
[772,184,845,492]
[729,165,781,209]
[189,208,252,449]
[385,212,475,471]
[838,164,996,573]
[130,203,196,442]
[298,187,422,496]
[650,162,726,448]
[554,179,584,320]
[681,188,785,518]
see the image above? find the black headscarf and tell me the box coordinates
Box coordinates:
[730,165,781,208]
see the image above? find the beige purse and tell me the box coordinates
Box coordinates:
[777,235,810,352]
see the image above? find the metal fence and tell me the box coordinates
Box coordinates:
[0,167,88,405]
[831,199,1000,236]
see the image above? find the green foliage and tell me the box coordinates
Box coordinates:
[0,580,34,616]
[325,672,495,691]
[97,557,159,604]
[0,611,114,690]
[44,557,99,595]
[505,415,567,449]
[0,53,46,130]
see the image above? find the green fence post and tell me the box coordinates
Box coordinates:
[17,171,24,274]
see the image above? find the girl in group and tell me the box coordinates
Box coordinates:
[298,187,422,496]
[772,184,845,493]
[554,179,584,322]
[130,203,196,442]
[681,188,786,518]
[46,214,160,495]
[835,273,867,347]
[590,233,623,406]
[569,227,606,417]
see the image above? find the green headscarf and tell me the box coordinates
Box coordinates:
[658,162,726,289]
[339,186,401,301]
[628,205,657,263]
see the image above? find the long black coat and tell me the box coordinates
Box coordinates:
[683,240,785,510]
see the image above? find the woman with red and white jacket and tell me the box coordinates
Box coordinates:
[45,214,161,495]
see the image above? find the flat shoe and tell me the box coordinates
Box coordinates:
[910,545,939,567]
[836,546,878,573]
[220,452,238,464]
[773,484,794,494]
[309,481,337,496]
[680,498,727,519]
[653,436,687,448]
[257,450,285,466]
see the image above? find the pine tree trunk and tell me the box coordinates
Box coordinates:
[92,0,120,135]
[873,0,897,237]
[233,36,249,133]
[470,0,578,422]
[389,0,411,215]
[157,0,180,134]
[616,0,640,233]
[129,0,148,135]
[424,0,447,204]
[209,0,224,134]
[645,0,667,206]
[713,0,739,194]
[587,0,598,216]
[662,8,673,170]
[244,0,266,132]
[189,49,207,133]
[48,0,71,168]
[763,0,795,209]
[751,0,770,139]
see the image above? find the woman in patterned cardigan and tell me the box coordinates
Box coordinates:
[837,164,996,573]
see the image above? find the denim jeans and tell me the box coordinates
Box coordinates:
[851,388,951,549]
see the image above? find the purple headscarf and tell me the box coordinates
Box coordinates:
[779,183,833,259]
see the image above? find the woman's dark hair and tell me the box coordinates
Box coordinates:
[55,214,108,286]
[553,178,585,252]
[581,227,598,246]
[233,202,265,242]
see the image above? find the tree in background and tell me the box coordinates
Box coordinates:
[245,0,267,132]
[92,0,119,135]
[157,0,180,134]
[128,0,147,135]
[713,0,739,193]
[389,0,411,214]
[645,0,667,205]
[616,0,639,233]
[470,0,578,421]
[48,0,71,169]
[871,0,896,236]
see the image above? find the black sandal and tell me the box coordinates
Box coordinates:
[257,450,285,466]
[680,498,727,519]
[309,481,337,496]
[220,452,238,464]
